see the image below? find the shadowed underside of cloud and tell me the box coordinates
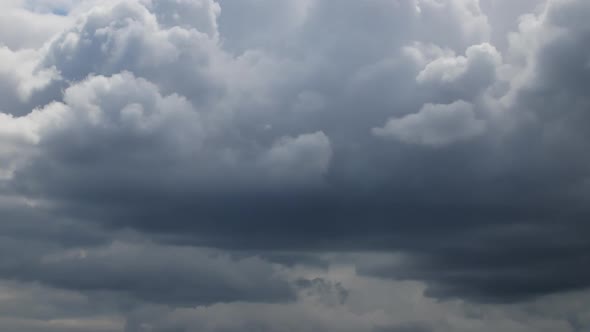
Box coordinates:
[0,0,590,330]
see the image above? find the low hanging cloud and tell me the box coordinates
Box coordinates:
[0,0,589,331]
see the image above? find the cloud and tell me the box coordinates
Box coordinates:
[0,1,590,330]
[0,47,60,115]
[118,265,588,332]
[0,4,72,50]
[261,131,332,183]
[373,100,486,146]
[1,241,294,306]
[416,43,502,102]
[148,0,220,38]
[1,264,587,331]
[0,280,124,332]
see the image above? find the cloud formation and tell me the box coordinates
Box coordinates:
[373,100,486,146]
[0,0,589,330]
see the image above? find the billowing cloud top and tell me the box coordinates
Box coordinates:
[1,0,590,331]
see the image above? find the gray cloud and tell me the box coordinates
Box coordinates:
[1,241,294,306]
[373,100,486,146]
[0,1,589,329]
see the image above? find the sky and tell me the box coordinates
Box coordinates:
[0,0,589,331]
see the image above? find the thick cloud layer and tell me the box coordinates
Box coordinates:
[1,0,589,330]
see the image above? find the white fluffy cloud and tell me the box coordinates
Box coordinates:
[0,2,72,50]
[416,43,502,101]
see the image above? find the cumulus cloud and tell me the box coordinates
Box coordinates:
[0,3,72,50]
[416,43,502,102]
[0,47,60,115]
[261,131,332,183]
[1,0,590,331]
[373,100,486,146]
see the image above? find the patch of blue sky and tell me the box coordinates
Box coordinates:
[23,0,70,15]
[51,7,69,16]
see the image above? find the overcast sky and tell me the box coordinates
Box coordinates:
[1,0,589,331]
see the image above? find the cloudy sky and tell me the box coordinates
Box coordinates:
[1,0,590,331]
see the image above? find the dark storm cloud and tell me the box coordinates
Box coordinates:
[0,240,295,306]
[0,194,295,307]
[1,0,590,314]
